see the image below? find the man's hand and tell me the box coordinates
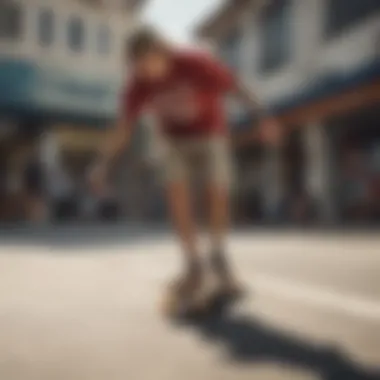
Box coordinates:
[87,161,109,197]
[258,116,282,146]
[231,79,285,146]
[87,115,132,196]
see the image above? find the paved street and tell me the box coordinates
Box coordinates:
[0,228,379,380]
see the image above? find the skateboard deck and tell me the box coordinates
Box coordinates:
[161,284,209,319]
[161,283,244,320]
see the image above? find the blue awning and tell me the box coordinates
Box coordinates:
[0,59,119,127]
[232,58,380,129]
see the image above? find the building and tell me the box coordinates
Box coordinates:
[0,0,150,223]
[195,0,380,225]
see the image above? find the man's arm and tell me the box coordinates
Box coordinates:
[95,113,132,170]
[231,80,281,146]
[232,80,269,118]
[193,51,280,144]
[88,113,134,194]
[95,80,146,170]
[192,53,270,117]
[88,79,146,193]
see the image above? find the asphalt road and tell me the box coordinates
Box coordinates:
[0,228,379,380]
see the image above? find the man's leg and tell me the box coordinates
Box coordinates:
[206,138,240,289]
[163,142,202,291]
[207,183,230,258]
[166,180,199,262]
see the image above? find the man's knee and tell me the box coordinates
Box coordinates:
[207,138,234,191]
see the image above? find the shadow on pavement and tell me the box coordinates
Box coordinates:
[182,313,380,380]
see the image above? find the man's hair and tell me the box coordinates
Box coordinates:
[125,27,167,61]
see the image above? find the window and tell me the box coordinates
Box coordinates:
[123,0,140,10]
[0,2,22,40]
[325,0,380,39]
[259,0,292,73]
[67,16,85,52]
[38,9,54,47]
[97,24,111,55]
[219,29,241,70]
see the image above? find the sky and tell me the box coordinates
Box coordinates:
[142,0,222,44]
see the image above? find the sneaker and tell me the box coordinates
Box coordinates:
[168,259,206,313]
[210,250,245,300]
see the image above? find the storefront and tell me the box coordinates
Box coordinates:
[232,67,380,226]
[0,120,33,222]
[331,106,380,223]
[0,58,121,223]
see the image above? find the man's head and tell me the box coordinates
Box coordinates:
[126,28,172,81]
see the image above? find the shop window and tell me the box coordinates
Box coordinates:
[68,16,85,52]
[219,29,241,70]
[325,0,380,39]
[38,8,55,47]
[0,2,22,40]
[97,24,111,55]
[258,0,292,73]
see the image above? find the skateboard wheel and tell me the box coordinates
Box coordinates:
[161,286,208,318]
[162,288,179,317]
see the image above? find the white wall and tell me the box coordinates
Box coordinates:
[235,0,380,106]
[0,0,141,82]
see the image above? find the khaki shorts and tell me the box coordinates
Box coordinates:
[161,136,233,189]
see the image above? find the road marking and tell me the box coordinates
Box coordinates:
[251,274,380,322]
[232,243,380,262]
[129,260,380,321]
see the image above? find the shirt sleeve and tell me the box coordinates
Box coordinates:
[120,80,148,124]
[188,52,237,93]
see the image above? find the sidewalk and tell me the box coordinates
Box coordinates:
[0,222,378,248]
[0,222,171,247]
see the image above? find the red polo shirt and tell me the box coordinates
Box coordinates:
[121,49,236,138]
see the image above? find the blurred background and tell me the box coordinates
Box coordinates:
[0,2,379,380]
[0,0,378,227]
[196,0,380,227]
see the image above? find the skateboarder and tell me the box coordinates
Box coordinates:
[88,28,280,314]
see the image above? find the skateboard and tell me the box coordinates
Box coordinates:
[161,282,210,320]
[206,287,245,315]
[161,277,244,320]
